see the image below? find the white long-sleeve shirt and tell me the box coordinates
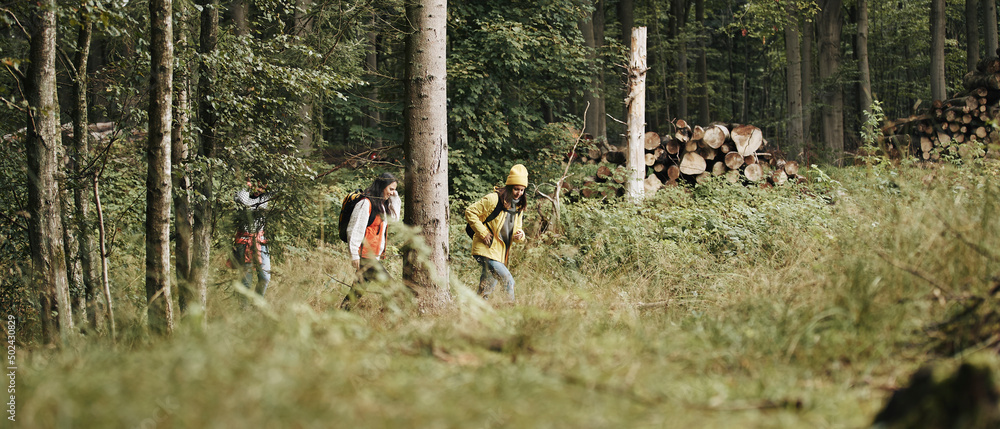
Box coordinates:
[347,194,401,261]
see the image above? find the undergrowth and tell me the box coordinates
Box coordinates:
[15,162,1000,428]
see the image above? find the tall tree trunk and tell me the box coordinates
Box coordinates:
[930,0,947,101]
[173,1,194,315]
[986,0,998,57]
[626,27,647,202]
[856,0,872,117]
[26,0,73,344]
[672,0,688,119]
[578,6,601,141]
[593,0,606,142]
[618,0,633,50]
[364,12,382,148]
[295,0,315,156]
[818,0,844,161]
[71,11,99,329]
[231,0,249,37]
[147,0,174,335]
[190,0,219,316]
[59,148,83,326]
[694,0,709,125]
[967,0,980,71]
[801,18,814,147]
[785,6,804,161]
[403,0,451,310]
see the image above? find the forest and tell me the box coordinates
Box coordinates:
[3,0,1000,427]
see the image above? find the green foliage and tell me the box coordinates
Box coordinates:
[447,0,593,199]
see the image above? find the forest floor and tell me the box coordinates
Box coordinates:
[14,161,1000,428]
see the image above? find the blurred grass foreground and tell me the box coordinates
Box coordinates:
[16,163,1000,428]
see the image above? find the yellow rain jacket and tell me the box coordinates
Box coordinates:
[465,191,526,264]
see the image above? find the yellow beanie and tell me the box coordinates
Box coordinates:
[506,164,528,187]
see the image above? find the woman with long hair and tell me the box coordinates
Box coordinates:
[342,172,401,309]
[465,164,528,302]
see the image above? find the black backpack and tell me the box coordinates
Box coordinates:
[465,196,504,238]
[339,190,377,243]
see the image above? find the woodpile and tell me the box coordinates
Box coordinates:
[881,51,1000,161]
[565,120,805,199]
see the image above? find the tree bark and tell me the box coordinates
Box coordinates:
[785,5,804,161]
[173,1,194,314]
[985,0,998,58]
[801,17,814,147]
[966,0,980,72]
[856,0,872,119]
[26,0,73,344]
[818,0,844,161]
[930,0,947,102]
[364,12,382,148]
[147,0,174,335]
[403,0,451,310]
[189,0,219,316]
[231,0,249,37]
[71,9,98,329]
[626,27,647,202]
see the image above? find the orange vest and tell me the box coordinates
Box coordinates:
[359,210,387,259]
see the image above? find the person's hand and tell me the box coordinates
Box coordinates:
[482,232,493,246]
[513,230,525,241]
[351,259,360,271]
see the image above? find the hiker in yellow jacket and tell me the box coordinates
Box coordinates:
[465,164,528,302]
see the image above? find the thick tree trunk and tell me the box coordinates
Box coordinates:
[147,0,174,335]
[818,0,844,160]
[189,0,219,316]
[626,27,647,202]
[173,2,194,314]
[930,0,947,101]
[986,0,998,58]
[26,0,73,344]
[71,13,99,329]
[403,0,451,310]
[785,6,804,161]
[695,0,709,125]
[967,0,980,72]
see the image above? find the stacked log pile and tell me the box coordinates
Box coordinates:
[566,120,805,199]
[881,52,1000,160]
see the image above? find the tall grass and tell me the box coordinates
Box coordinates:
[16,163,1000,428]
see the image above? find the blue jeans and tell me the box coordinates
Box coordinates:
[242,244,271,296]
[475,256,515,302]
